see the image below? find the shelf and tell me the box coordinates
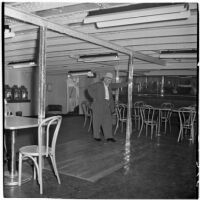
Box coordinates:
[7,100,31,103]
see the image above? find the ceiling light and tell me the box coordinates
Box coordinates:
[160,49,197,59]
[84,4,188,24]
[9,62,36,69]
[160,53,196,59]
[68,70,95,77]
[78,53,119,62]
[96,11,190,28]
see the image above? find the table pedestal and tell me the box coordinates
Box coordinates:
[4,129,33,186]
[4,171,32,186]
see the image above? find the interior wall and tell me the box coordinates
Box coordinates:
[46,73,68,114]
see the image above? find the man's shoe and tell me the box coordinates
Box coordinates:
[107,138,116,142]
[94,138,101,141]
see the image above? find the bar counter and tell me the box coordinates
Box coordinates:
[119,94,197,108]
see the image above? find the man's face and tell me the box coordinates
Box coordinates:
[104,77,112,86]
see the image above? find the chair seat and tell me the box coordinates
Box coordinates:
[20,145,52,156]
[144,120,158,125]
[133,114,140,118]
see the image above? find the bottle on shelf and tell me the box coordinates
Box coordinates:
[5,85,13,101]
[12,85,21,101]
[20,85,28,100]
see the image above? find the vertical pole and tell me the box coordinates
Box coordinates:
[38,26,47,195]
[38,26,47,120]
[10,130,16,177]
[126,54,134,141]
[161,75,164,97]
[124,54,134,175]
[115,67,119,103]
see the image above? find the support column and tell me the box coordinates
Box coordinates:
[126,54,134,141]
[38,26,47,195]
[161,75,165,97]
[38,26,47,121]
[115,67,119,103]
[124,54,134,175]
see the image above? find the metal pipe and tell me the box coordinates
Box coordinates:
[115,67,119,103]
[10,130,16,177]
[161,75,165,97]
[38,26,47,195]
[126,54,134,141]
[38,26,47,121]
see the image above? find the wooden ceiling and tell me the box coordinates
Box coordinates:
[4,2,198,75]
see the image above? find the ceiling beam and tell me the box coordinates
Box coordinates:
[5,42,196,58]
[9,14,197,34]
[5,35,196,52]
[5,4,166,66]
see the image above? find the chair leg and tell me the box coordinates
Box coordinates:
[190,126,194,144]
[164,121,167,134]
[4,135,7,156]
[33,157,37,180]
[156,124,158,136]
[151,125,154,140]
[114,119,119,135]
[18,153,22,186]
[138,121,144,138]
[50,154,61,184]
[169,120,171,133]
[135,118,137,129]
[177,127,183,142]
[4,134,8,162]
[39,169,43,194]
[88,117,92,132]
[121,121,123,132]
[145,124,148,137]
[38,155,43,194]
[138,118,140,130]
[83,115,87,127]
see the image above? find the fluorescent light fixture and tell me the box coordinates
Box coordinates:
[84,4,188,24]
[78,53,119,62]
[160,49,197,59]
[68,70,95,77]
[160,53,197,59]
[96,10,190,28]
[9,62,36,69]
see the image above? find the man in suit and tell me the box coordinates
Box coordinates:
[87,72,116,142]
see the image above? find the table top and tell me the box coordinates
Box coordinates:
[133,105,196,113]
[5,116,39,130]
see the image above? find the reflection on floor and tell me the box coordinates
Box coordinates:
[4,115,197,198]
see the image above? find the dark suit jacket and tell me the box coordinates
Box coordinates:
[87,82,115,114]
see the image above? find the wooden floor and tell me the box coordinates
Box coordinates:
[45,138,150,182]
[3,115,197,198]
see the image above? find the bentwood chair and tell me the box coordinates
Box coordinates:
[132,101,145,130]
[18,116,62,194]
[81,101,92,132]
[138,105,159,139]
[177,107,196,144]
[160,103,174,133]
[114,103,127,134]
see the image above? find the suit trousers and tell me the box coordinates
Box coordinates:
[92,100,113,139]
